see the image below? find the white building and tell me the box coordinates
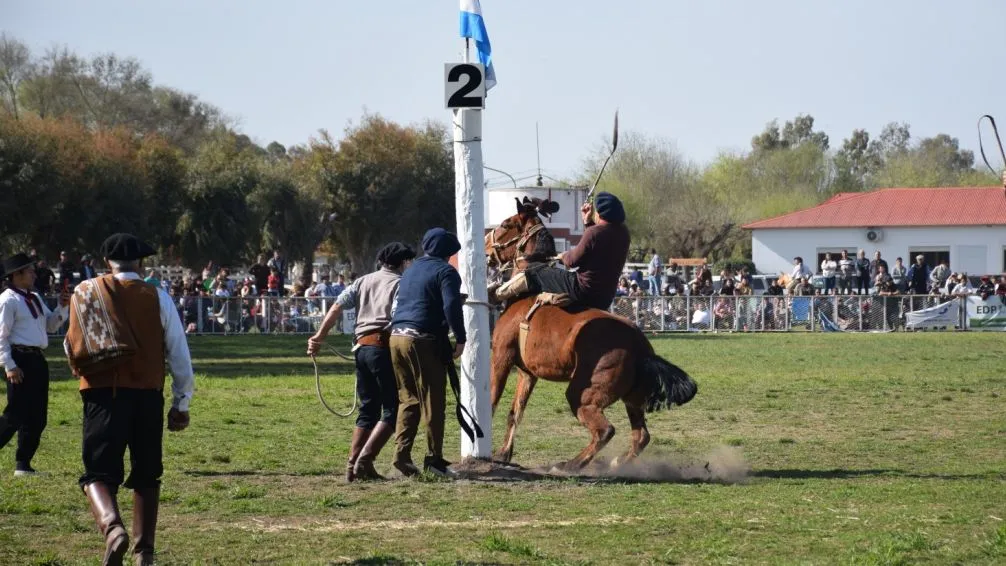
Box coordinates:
[743,187,1006,276]
[485,185,589,252]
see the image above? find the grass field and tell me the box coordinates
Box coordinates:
[1,332,1004,565]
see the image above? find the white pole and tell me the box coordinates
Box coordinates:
[454,39,493,459]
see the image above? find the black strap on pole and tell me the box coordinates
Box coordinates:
[442,339,484,444]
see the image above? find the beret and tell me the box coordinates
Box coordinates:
[100,233,156,261]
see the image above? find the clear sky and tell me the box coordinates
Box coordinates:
[7,0,1005,187]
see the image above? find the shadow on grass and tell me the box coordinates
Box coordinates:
[752,468,999,481]
[183,469,334,478]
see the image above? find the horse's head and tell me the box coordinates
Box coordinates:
[485,197,560,272]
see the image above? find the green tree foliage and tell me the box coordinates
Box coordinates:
[585,114,998,270]
[299,114,455,273]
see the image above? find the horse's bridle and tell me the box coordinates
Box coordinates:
[486,218,546,279]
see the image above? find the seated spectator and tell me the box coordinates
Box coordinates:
[948,273,973,296]
[765,279,784,296]
[628,282,645,297]
[267,268,281,296]
[719,278,736,296]
[795,277,814,296]
[691,302,710,329]
[713,296,733,329]
[873,264,893,288]
[615,277,630,297]
[977,276,996,300]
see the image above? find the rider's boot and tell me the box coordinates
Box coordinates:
[490,272,531,304]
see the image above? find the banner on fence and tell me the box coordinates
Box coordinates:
[966,296,1006,330]
[342,308,356,334]
[905,298,960,330]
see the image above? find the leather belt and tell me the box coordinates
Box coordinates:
[355,331,390,349]
[11,345,43,354]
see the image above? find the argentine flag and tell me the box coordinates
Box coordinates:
[459,0,496,91]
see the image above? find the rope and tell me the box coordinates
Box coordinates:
[311,345,358,418]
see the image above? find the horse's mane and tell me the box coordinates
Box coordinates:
[522,223,556,263]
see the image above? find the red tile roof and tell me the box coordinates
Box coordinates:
[742,187,1006,229]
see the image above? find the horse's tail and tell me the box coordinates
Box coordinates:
[637,353,697,413]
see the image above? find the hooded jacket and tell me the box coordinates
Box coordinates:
[390,228,466,343]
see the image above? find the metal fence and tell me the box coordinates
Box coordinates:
[39,293,964,336]
[607,294,964,332]
[42,295,348,337]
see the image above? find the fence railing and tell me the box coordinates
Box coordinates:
[37,293,973,336]
[607,294,965,332]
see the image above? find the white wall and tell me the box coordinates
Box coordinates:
[752,226,1006,275]
[486,187,586,235]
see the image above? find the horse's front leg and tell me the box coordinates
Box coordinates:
[490,343,515,414]
[496,369,537,463]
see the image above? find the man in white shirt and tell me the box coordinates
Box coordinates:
[0,253,70,476]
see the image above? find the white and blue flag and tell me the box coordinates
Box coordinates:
[459,0,496,91]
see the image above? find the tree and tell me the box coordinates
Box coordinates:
[751,114,829,153]
[300,114,455,273]
[247,159,329,282]
[583,132,734,260]
[175,133,259,267]
[832,129,880,192]
[0,34,32,119]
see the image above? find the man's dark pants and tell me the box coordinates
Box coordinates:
[355,346,398,429]
[79,388,164,490]
[0,348,49,470]
[524,263,611,310]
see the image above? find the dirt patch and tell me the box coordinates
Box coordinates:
[232,514,643,533]
[451,445,750,484]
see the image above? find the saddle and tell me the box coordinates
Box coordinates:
[518,292,572,360]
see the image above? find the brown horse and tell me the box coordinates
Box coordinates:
[485,197,697,471]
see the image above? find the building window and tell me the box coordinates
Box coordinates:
[908,248,950,269]
[1002,247,1006,272]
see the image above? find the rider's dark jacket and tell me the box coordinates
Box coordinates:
[561,221,630,309]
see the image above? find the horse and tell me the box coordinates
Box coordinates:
[484,197,698,471]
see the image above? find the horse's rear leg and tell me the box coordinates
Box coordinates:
[612,404,650,468]
[495,370,537,463]
[559,379,618,472]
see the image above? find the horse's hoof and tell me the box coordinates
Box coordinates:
[551,460,580,474]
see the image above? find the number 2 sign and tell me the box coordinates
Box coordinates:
[445,62,485,109]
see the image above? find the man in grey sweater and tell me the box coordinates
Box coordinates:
[308,242,416,481]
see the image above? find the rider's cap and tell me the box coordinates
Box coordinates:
[594,192,625,224]
[422,228,461,259]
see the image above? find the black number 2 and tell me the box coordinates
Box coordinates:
[448,64,483,107]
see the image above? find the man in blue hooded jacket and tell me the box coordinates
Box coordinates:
[388,228,466,477]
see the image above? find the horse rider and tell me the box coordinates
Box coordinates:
[388,228,466,478]
[490,191,631,311]
[307,242,416,482]
[0,253,71,477]
[65,233,194,566]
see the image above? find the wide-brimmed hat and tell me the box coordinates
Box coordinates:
[2,253,34,278]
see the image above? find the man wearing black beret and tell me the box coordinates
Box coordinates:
[308,241,416,481]
[65,233,194,565]
[491,191,631,310]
